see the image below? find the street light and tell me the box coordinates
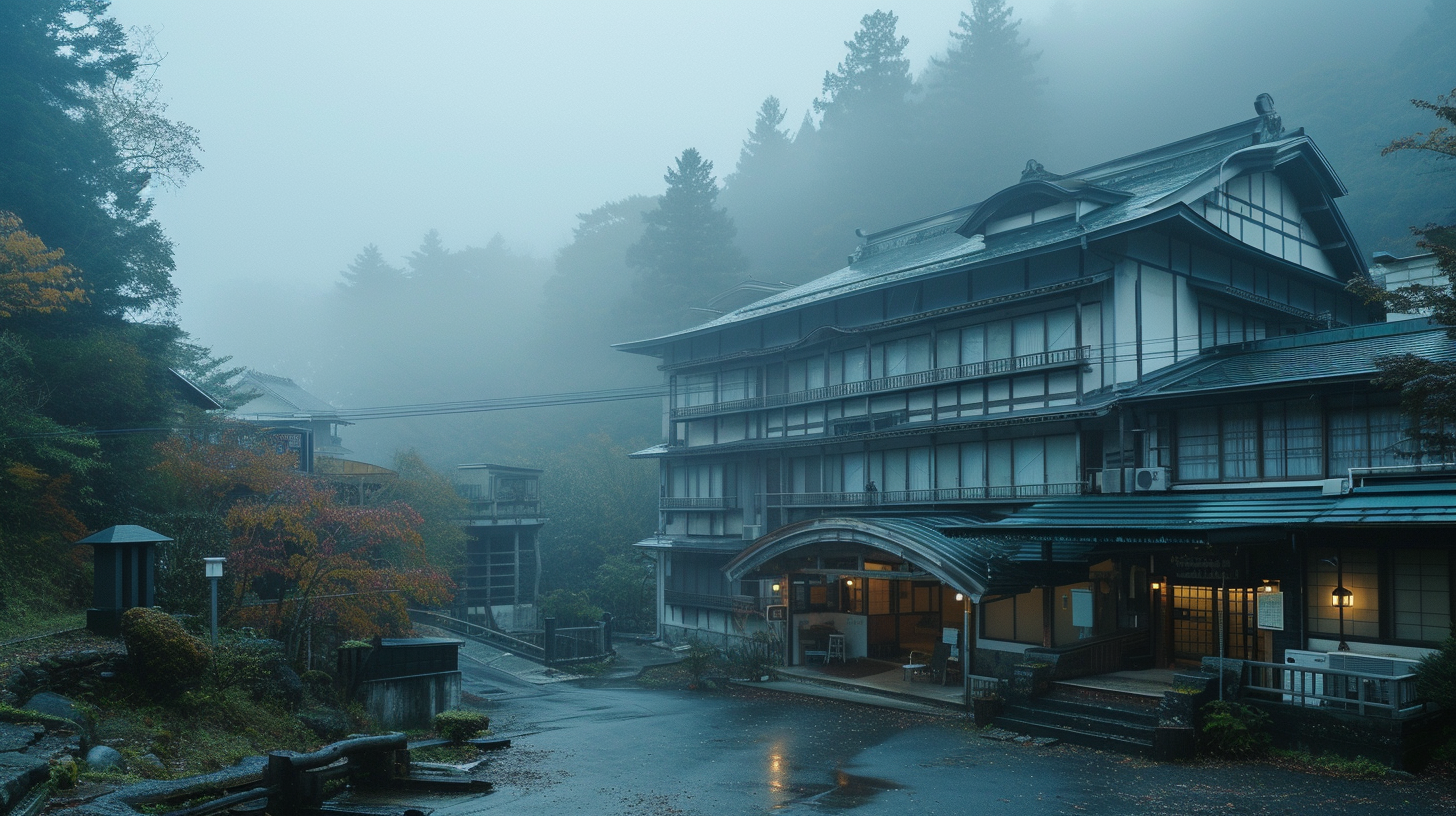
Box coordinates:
[204,557,225,647]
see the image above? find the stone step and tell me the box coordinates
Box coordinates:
[1034,693,1160,725]
[992,713,1155,755]
[1001,702,1157,741]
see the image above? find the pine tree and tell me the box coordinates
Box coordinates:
[338,244,406,293]
[814,10,912,128]
[626,149,748,328]
[928,0,1041,97]
[732,96,792,179]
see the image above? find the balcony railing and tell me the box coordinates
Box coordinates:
[1240,660,1423,718]
[463,498,543,520]
[664,590,758,613]
[670,346,1091,419]
[659,496,737,510]
[765,482,1084,507]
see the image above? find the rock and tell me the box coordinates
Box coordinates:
[0,724,41,752]
[19,692,93,749]
[134,752,166,777]
[85,746,125,773]
[272,664,305,710]
[0,753,50,809]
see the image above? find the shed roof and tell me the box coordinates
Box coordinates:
[232,370,348,423]
[75,525,173,545]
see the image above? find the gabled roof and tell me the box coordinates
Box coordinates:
[232,370,348,424]
[617,103,1363,356]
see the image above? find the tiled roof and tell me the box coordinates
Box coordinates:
[1133,319,1456,398]
[618,114,1354,354]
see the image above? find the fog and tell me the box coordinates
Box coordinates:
[106,0,1449,469]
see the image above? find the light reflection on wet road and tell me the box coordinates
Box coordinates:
[329,652,1456,816]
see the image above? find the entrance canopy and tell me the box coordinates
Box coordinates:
[723,516,1097,601]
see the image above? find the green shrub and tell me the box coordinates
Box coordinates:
[1199,700,1271,757]
[1417,629,1456,709]
[121,608,210,695]
[434,709,490,743]
[725,632,778,679]
[682,638,720,684]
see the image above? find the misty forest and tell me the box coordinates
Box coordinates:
[1,0,1453,660]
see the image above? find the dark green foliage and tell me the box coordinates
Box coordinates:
[682,638,720,684]
[725,631,779,679]
[433,709,490,743]
[338,244,407,294]
[120,608,210,695]
[626,148,748,331]
[538,589,603,627]
[1416,629,1456,710]
[1199,700,1272,757]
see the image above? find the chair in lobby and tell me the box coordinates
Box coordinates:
[930,642,961,686]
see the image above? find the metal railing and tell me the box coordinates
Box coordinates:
[664,590,758,614]
[660,496,737,510]
[670,346,1090,419]
[765,482,1084,507]
[409,608,545,662]
[1240,660,1423,718]
[462,498,543,520]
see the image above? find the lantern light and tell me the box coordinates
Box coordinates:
[1331,586,1353,607]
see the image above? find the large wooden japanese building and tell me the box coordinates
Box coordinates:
[616,96,1456,678]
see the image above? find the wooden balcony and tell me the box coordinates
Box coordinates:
[670,346,1090,419]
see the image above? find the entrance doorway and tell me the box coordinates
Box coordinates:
[1171,585,1256,660]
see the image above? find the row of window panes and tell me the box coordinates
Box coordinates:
[1307,547,1450,645]
[679,372,1082,446]
[673,307,1084,405]
[786,435,1078,494]
[1173,402,1404,481]
[667,462,728,498]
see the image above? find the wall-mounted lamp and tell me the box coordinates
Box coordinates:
[1324,555,1352,651]
[771,582,781,593]
[844,579,854,587]
[1150,582,1162,591]
[954,592,965,602]
[1331,586,1353,607]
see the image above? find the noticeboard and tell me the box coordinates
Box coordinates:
[767,604,787,622]
[1256,592,1284,630]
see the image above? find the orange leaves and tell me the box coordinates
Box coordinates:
[0,211,87,318]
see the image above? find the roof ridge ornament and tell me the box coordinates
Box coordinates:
[1020,159,1058,182]
[1254,93,1284,144]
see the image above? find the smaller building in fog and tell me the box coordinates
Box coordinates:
[455,464,545,632]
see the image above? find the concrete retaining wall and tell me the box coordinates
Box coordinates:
[359,671,460,730]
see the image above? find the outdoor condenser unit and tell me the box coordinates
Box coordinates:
[1132,467,1170,491]
[1326,652,1421,710]
[1282,649,1327,706]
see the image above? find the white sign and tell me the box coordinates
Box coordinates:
[1257,592,1284,630]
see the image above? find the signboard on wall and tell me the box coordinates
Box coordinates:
[767,604,787,622]
[1256,592,1284,630]
[1170,553,1240,582]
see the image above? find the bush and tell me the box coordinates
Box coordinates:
[1199,700,1271,757]
[725,632,778,679]
[538,589,603,627]
[682,638,720,684]
[1417,630,1456,709]
[121,608,210,695]
[434,709,490,743]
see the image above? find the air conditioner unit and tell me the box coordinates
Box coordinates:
[742,524,763,541]
[1282,649,1327,706]
[1327,652,1418,677]
[1326,653,1420,710]
[1132,467,1170,491]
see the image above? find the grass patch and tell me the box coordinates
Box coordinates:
[0,610,87,644]
[1268,748,1388,779]
[412,743,481,764]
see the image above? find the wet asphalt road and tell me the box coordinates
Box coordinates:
[339,654,1456,816]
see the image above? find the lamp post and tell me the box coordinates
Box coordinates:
[1329,556,1353,651]
[204,557,225,647]
[956,592,970,710]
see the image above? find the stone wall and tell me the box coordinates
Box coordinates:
[359,671,461,730]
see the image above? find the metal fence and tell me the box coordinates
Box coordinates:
[1240,660,1423,718]
[409,608,612,668]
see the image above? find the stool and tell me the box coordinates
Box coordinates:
[826,634,846,663]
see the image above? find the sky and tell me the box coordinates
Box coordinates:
[106,0,1429,371]
[109,1,1035,346]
